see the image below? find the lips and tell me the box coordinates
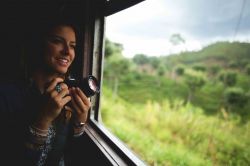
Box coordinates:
[56,57,70,66]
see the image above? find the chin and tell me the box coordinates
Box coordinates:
[54,67,68,75]
[58,70,68,75]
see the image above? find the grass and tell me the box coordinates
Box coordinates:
[101,86,250,166]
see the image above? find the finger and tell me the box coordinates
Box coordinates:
[61,95,72,106]
[64,105,73,112]
[47,83,69,99]
[46,78,64,93]
[72,89,89,113]
[57,88,70,99]
[70,94,81,114]
[76,88,91,107]
[64,105,73,120]
[60,83,69,90]
[49,90,59,99]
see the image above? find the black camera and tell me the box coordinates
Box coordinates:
[64,75,99,97]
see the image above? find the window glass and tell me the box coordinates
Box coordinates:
[101,0,250,165]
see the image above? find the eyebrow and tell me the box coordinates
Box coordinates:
[48,34,76,44]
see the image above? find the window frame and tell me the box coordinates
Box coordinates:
[82,0,147,165]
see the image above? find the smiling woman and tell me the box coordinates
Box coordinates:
[45,26,76,74]
[26,19,79,80]
[0,18,91,165]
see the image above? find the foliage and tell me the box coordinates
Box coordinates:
[104,39,250,117]
[101,86,250,166]
[149,56,161,69]
[133,54,149,65]
[209,65,221,76]
[169,33,185,45]
[175,65,185,76]
[223,87,248,108]
[219,71,237,87]
[102,39,250,165]
[104,38,123,58]
[157,64,166,76]
[245,64,250,75]
[184,70,206,91]
[192,65,206,72]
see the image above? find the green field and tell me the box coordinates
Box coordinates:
[101,41,250,166]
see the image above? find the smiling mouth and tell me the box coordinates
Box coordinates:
[57,58,69,66]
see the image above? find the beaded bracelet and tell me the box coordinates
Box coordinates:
[31,125,48,133]
[29,126,48,138]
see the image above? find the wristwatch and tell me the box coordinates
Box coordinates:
[73,121,85,128]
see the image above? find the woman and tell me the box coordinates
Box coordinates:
[0,20,91,166]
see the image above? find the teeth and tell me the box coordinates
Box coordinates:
[59,58,68,63]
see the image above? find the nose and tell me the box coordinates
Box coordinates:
[62,44,70,55]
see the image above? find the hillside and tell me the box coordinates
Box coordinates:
[102,40,250,166]
[104,41,250,118]
[163,41,250,71]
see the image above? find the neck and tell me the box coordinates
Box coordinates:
[32,69,65,93]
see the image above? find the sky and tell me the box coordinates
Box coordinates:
[105,0,250,58]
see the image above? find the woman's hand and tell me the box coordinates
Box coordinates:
[70,87,91,124]
[35,78,71,129]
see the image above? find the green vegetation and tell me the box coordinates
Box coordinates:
[101,40,250,165]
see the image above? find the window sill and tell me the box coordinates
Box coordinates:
[84,119,147,166]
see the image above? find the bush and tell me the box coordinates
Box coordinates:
[224,87,248,107]
[185,72,206,90]
[245,64,250,75]
[219,71,237,87]
[209,65,221,76]
[175,66,185,76]
[192,65,206,72]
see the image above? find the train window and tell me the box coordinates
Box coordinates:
[101,0,250,165]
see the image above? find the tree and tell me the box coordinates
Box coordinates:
[104,55,133,98]
[184,71,206,104]
[223,87,248,113]
[133,54,149,65]
[104,39,133,98]
[169,33,185,45]
[245,64,250,75]
[209,65,221,76]
[192,65,206,72]
[175,66,185,76]
[105,38,123,58]
[148,56,160,70]
[157,64,165,76]
[219,71,237,87]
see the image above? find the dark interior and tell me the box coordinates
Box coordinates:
[0,1,112,165]
[0,0,86,82]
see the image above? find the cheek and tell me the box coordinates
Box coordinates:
[47,46,59,56]
[70,51,75,61]
[43,47,57,64]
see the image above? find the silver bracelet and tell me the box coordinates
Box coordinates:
[29,126,48,137]
[73,131,84,137]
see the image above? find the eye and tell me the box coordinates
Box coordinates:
[70,44,76,49]
[48,37,64,44]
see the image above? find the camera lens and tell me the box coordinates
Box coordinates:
[65,75,99,97]
[88,76,98,92]
[82,75,99,97]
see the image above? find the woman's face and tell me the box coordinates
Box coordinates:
[44,25,76,75]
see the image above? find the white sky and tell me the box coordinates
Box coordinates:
[105,0,250,58]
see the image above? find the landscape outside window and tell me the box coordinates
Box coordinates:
[101,0,250,165]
